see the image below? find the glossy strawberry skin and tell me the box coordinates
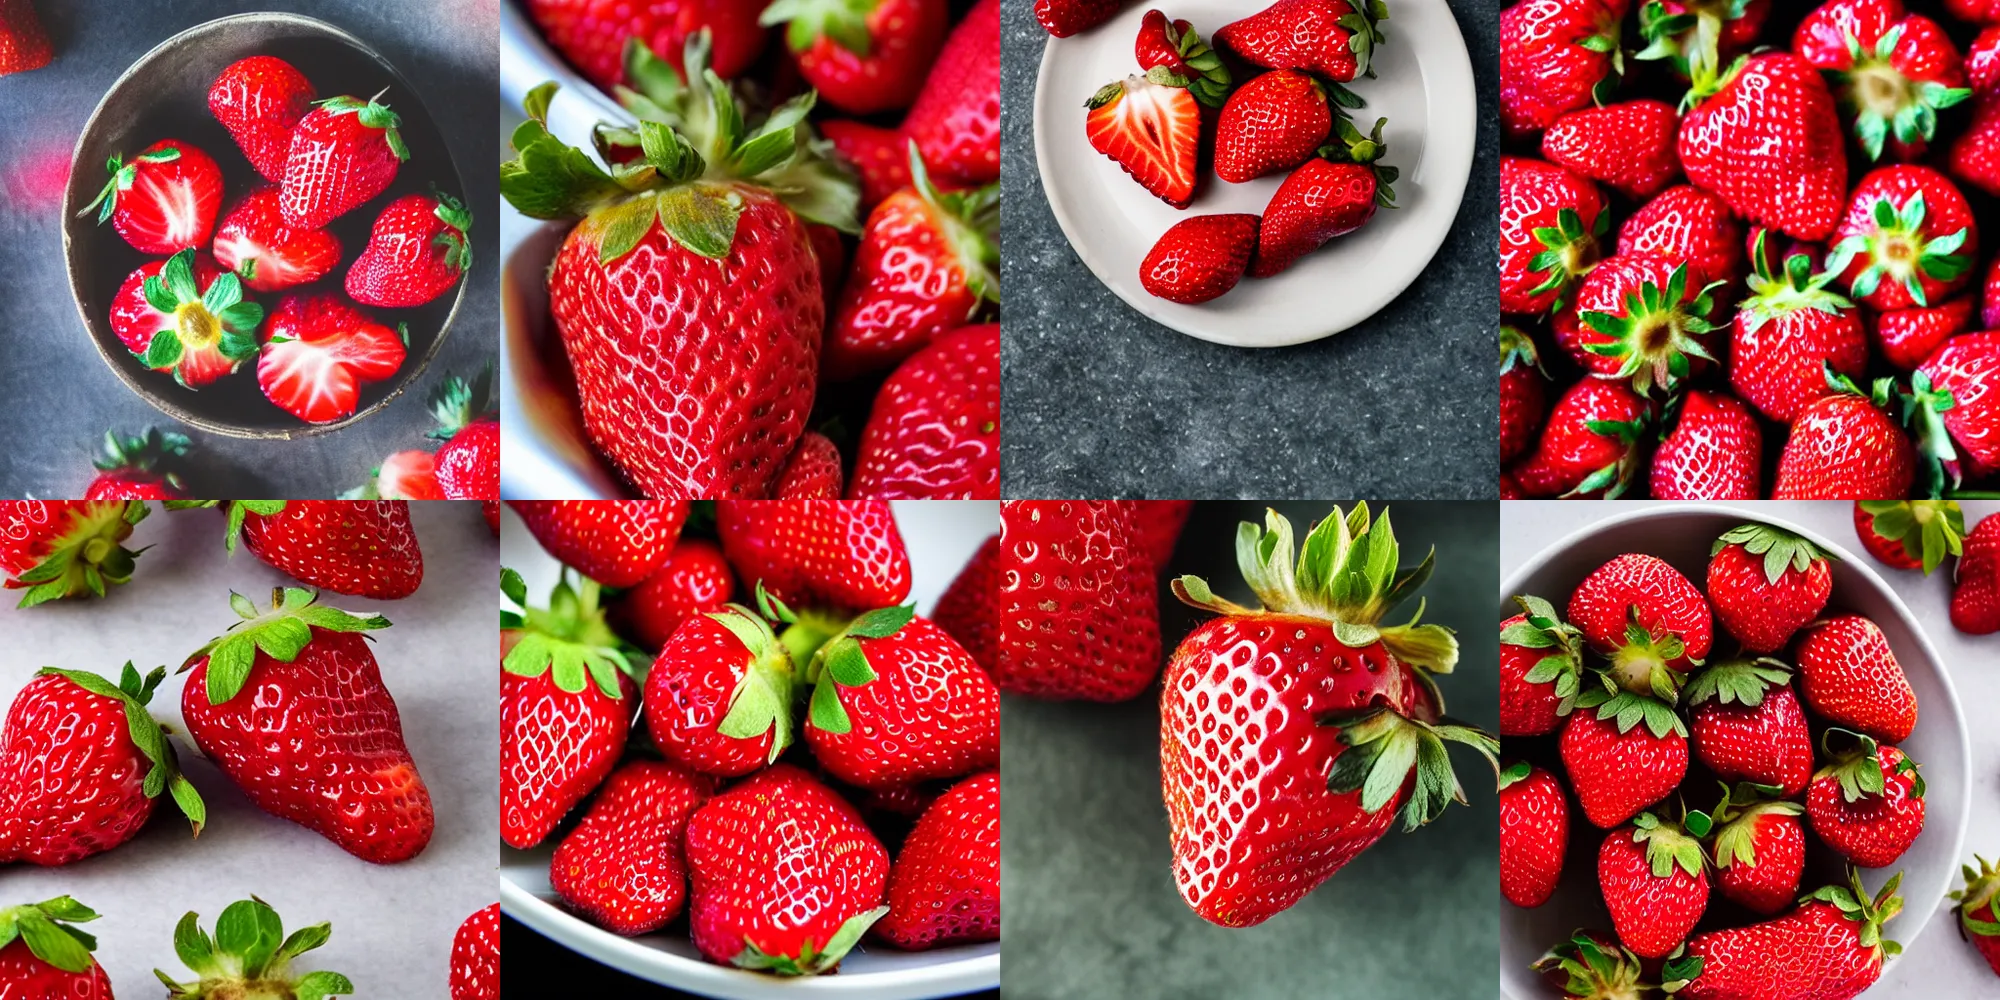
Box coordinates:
[0,940,114,999]
[499,652,632,850]
[1730,288,1867,426]
[345,193,471,308]
[550,760,713,935]
[1921,332,2000,473]
[1500,332,1547,465]
[1651,390,1762,500]
[0,672,155,865]
[1690,685,1814,798]
[1140,214,1258,305]
[1598,824,1709,959]
[101,139,224,255]
[1214,70,1330,183]
[1500,0,1628,138]
[256,293,407,425]
[1499,614,1565,737]
[1128,500,1194,571]
[1035,0,1121,37]
[0,0,54,76]
[715,499,912,612]
[780,0,948,115]
[932,533,998,672]
[107,252,251,388]
[211,186,343,293]
[1086,73,1200,208]
[281,99,404,230]
[524,0,767,90]
[1552,252,1715,386]
[1953,514,2000,634]
[1678,53,1848,242]
[1829,166,1979,311]
[1795,615,1917,743]
[436,418,499,501]
[209,55,315,182]
[1852,501,1926,570]
[1707,541,1832,653]
[1252,158,1382,277]
[1500,765,1570,908]
[874,771,1000,948]
[805,616,999,789]
[995,500,1160,701]
[774,431,844,499]
[848,324,1000,499]
[1772,394,1917,500]
[510,500,687,588]
[239,500,423,599]
[1876,297,1971,371]
[1806,743,1925,868]
[824,185,989,381]
[907,0,1000,185]
[1567,552,1714,670]
[1542,99,1680,199]
[616,540,735,651]
[1680,901,1888,999]
[1217,0,1370,82]
[1619,185,1743,290]
[642,613,784,777]
[449,904,500,1000]
[821,120,914,212]
[1509,378,1647,498]
[1794,0,1968,161]
[1499,156,1607,316]
[1561,710,1688,829]
[1715,810,1806,916]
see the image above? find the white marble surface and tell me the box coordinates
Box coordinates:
[1501,500,2000,999]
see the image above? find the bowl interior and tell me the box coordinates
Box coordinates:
[63,12,467,439]
[1497,507,1969,999]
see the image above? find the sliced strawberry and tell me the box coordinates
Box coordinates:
[1136,10,1231,107]
[82,139,223,255]
[256,293,407,424]
[107,249,262,388]
[347,449,443,501]
[208,55,315,182]
[345,192,473,308]
[1086,68,1200,208]
[211,186,342,293]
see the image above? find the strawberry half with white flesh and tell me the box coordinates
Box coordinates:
[81,139,224,255]
[256,293,407,424]
[1086,67,1201,209]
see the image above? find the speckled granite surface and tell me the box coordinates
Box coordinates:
[999,0,1499,499]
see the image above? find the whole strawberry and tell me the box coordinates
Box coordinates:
[1598,812,1709,959]
[345,193,472,308]
[1807,732,1926,869]
[0,500,149,608]
[1562,698,1689,830]
[0,898,113,999]
[1499,594,1587,737]
[427,369,499,500]
[510,500,687,588]
[1500,761,1570,909]
[550,760,713,935]
[1500,326,1548,463]
[1709,786,1807,916]
[1542,99,1680,199]
[1218,0,1386,83]
[1567,552,1714,671]
[281,93,408,229]
[107,249,262,388]
[1794,0,1972,161]
[209,55,314,181]
[803,606,999,788]
[932,535,998,672]
[1500,0,1629,139]
[1684,657,1813,798]
[846,324,1000,496]
[171,499,423,599]
[1215,70,1333,183]
[715,499,911,612]
[1795,614,1917,743]
[450,904,500,1000]
[1729,234,1865,423]
[1878,297,1973,371]
[1508,377,1649,498]
[907,0,1000,185]
[1706,523,1833,653]
[1953,514,2000,634]
[1771,376,1917,500]
[1140,215,1258,305]
[81,139,223,255]
[775,432,845,499]
[0,0,53,77]
[1135,10,1231,107]
[211,186,343,293]
[155,898,353,999]
[85,428,190,501]
[1678,52,1848,241]
[617,539,735,651]
[643,600,797,777]
[1953,855,2000,978]
[1824,165,1977,310]
[1854,500,1965,573]
[1498,155,1607,316]
[995,500,1159,701]
[524,0,767,89]
[1252,116,1398,277]
[1668,868,1903,1000]
[1649,389,1763,500]
[1555,253,1720,394]
[761,0,948,115]
[874,771,1000,949]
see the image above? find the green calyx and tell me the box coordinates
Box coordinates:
[431,191,473,272]
[1161,16,1233,108]
[80,145,181,223]
[425,365,495,441]
[1568,409,1649,500]
[1317,115,1397,209]
[161,500,284,554]
[705,592,803,764]
[317,92,408,162]
[1809,867,1904,957]
[184,588,389,706]
[1836,24,1971,162]
[40,663,206,835]
[1682,654,1790,707]
[1636,0,1753,79]
[1339,0,1389,81]
[1629,811,1706,880]
[1500,324,1546,378]
[1682,53,1749,112]
[1530,929,1652,1000]
[1858,500,1965,575]
[761,0,877,57]
[1575,622,1687,740]
[1815,729,1924,803]
[804,601,916,738]
[1527,204,1607,311]
[154,897,352,1000]
[1822,190,1971,308]
[1738,229,1855,333]
[1711,523,1835,585]
[1319,703,1499,830]
[903,141,999,309]
[138,249,263,385]
[0,897,103,974]
[7,500,150,608]
[95,427,191,485]
[1953,855,2000,940]
[1708,781,1802,871]
[1579,261,1721,396]
[501,567,639,701]
[1501,594,1588,719]
[1902,368,1966,498]
[731,905,889,976]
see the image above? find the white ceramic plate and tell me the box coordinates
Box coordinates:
[1496,505,1971,1000]
[1031,0,1476,348]
[499,500,1003,999]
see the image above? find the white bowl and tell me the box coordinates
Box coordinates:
[499,500,1002,999]
[1031,1,1476,348]
[1496,504,1971,999]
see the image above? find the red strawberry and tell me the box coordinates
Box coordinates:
[85,428,190,501]
[874,771,999,948]
[803,607,999,787]
[0,0,52,76]
[211,185,343,293]
[0,500,149,608]
[1214,70,1332,184]
[171,499,424,599]
[550,759,713,934]
[1501,471,1526,498]
[1618,184,1742,290]
[820,121,913,212]
[1499,155,1607,316]
[1217,0,1386,83]
[1562,702,1689,830]
[848,324,1000,499]
[642,601,798,776]
[1730,235,1865,422]
[1684,658,1814,797]
[1500,325,1548,463]
[427,369,499,500]
[1706,524,1834,652]
[523,0,767,90]
[1128,500,1193,571]
[1915,331,2000,478]
[0,898,112,998]
[1162,505,1496,927]
[1796,615,1917,743]
[81,138,223,255]
[350,449,442,501]
[1794,0,1972,161]
[933,534,997,672]
[1499,0,1628,139]
[511,500,687,588]
[1709,787,1807,916]
[1771,376,1917,499]
[1972,24,2000,91]
[1251,115,1398,277]
[345,193,472,308]
[156,898,351,998]
[775,431,845,499]
[907,0,999,185]
[281,94,407,229]
[1635,0,1769,76]
[1825,165,1978,310]
[1877,296,1973,371]
[1670,869,1903,1000]
[1554,254,1720,394]
[616,540,735,651]
[1948,92,2000,196]
[762,0,948,115]
[1679,53,1848,241]
[684,764,890,973]
[1597,813,1709,959]
[995,500,1159,701]
[1508,377,1649,498]
[1035,0,1122,37]
[0,664,203,864]
[715,500,911,612]
[108,249,262,388]
[1086,69,1201,208]
[1953,856,2000,978]
[1952,513,2000,634]
[1542,99,1681,199]
[1807,733,1926,868]
[1500,761,1570,909]
[1650,389,1762,500]
[181,589,432,864]
[1135,10,1231,107]
[1531,931,1652,998]
[1499,595,1588,737]
[1954,0,2000,24]
[449,904,500,1000]
[208,55,315,181]
[1854,499,1965,573]
[1140,214,1258,305]
[1568,551,1714,671]
[256,293,407,424]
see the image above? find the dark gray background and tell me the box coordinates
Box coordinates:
[999,3,1500,499]
[0,0,497,497]
[1002,501,1500,999]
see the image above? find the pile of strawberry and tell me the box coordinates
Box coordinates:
[1500,0,2000,499]
[509,0,1000,500]
[85,53,472,428]
[1499,521,1948,997]
[1037,0,1398,305]
[500,499,999,975]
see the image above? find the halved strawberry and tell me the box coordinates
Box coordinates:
[1086,68,1200,208]
[211,186,343,293]
[208,55,316,182]
[107,249,262,388]
[81,139,223,255]
[1136,10,1231,107]
[256,293,407,425]
[347,449,443,501]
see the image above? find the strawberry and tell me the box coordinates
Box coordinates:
[1128,500,1193,571]
[874,771,999,949]
[1499,594,1588,737]
[1635,0,1769,77]
[0,664,203,864]
[616,540,735,651]
[107,249,261,388]
[820,120,913,212]
[1217,0,1386,83]
[848,324,1000,499]
[1679,52,1848,241]
[281,94,408,230]
[1954,0,2000,23]
[642,600,798,776]
[500,569,637,848]
[1618,184,1742,290]
[775,431,845,498]
[1162,505,1496,927]
[1914,331,2000,479]
[1669,869,1903,1000]
[255,293,406,425]
[80,138,223,255]
[1500,761,1570,908]
[994,500,1159,701]
[1542,99,1681,199]
[1568,551,1714,672]
[1499,156,1607,316]
[1499,0,1628,139]
[1948,92,2000,196]
[1598,812,1709,959]
[1794,0,1972,161]
[181,589,432,864]
[208,55,315,182]
[1139,214,1258,305]
[1795,615,1918,743]
[550,759,713,934]
[1085,69,1200,208]
[1972,23,2000,91]
[347,449,442,501]
[1554,254,1720,395]
[1650,389,1763,500]
[932,535,997,673]
[1508,377,1649,498]
[449,904,500,1000]
[1951,513,2000,634]
[523,0,767,90]
[1214,70,1332,184]
[1684,658,1814,797]
[1706,523,1834,652]
[345,192,472,308]
[211,185,343,293]
[85,427,190,500]
[1824,165,1978,310]
[155,898,353,998]
[1037,0,1121,37]
[510,500,687,587]
[761,0,948,115]
[1730,235,1865,422]
[0,0,52,76]
[502,42,855,499]
[1500,471,1526,498]
[804,606,997,788]
[684,764,890,973]
[1500,325,1548,463]
[1135,10,1231,107]
[0,500,149,608]
[170,499,424,599]
[824,149,996,380]
[1708,785,1807,916]
[1251,115,1398,277]
[715,499,911,612]
[1771,376,1916,499]
[1532,931,1653,998]
[1854,499,1965,573]
[0,898,112,998]
[427,368,499,500]
[484,500,500,535]
[1953,856,2000,978]
[1562,700,1689,830]
[907,0,999,185]
[1876,296,1973,371]
[1807,732,1926,868]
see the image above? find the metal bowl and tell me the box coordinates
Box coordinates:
[62,12,468,439]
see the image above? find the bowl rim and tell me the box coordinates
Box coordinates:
[1496,502,1972,997]
[60,10,468,440]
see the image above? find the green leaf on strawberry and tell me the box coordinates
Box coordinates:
[156,898,352,999]
[0,897,101,974]
[186,588,390,705]
[501,569,637,701]
[38,663,205,835]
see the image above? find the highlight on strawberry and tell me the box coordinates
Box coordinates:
[81,139,223,255]
[154,897,354,1000]
[165,499,424,600]
[0,898,113,997]
[108,248,263,389]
